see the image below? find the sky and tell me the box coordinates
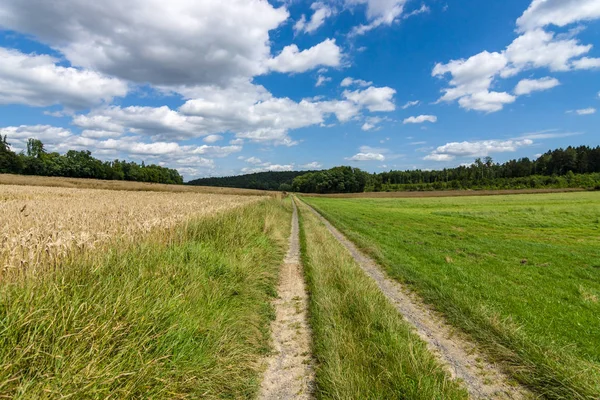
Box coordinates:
[0,0,599,180]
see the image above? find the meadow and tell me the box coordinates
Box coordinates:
[303,192,600,399]
[297,200,468,399]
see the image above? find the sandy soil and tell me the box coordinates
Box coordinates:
[302,199,532,400]
[258,199,314,400]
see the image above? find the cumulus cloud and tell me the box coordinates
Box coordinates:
[347,0,410,35]
[73,79,394,147]
[432,0,600,113]
[294,2,334,34]
[340,77,373,87]
[203,134,223,143]
[0,0,289,86]
[514,77,560,95]
[403,115,437,124]
[300,161,323,169]
[432,51,515,112]
[361,116,383,131]
[343,86,396,112]
[346,152,385,161]
[424,139,534,161]
[517,0,600,32]
[316,75,332,87]
[504,29,591,73]
[571,57,600,70]
[345,145,397,162]
[267,39,342,74]
[0,47,127,109]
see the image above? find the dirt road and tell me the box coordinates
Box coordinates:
[258,199,314,400]
[301,199,531,400]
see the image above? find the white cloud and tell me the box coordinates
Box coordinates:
[572,57,600,70]
[244,157,263,165]
[346,152,385,161]
[403,4,430,19]
[575,107,596,115]
[361,116,383,131]
[203,134,223,143]
[433,51,515,112]
[343,86,396,112]
[517,0,600,33]
[294,2,334,34]
[514,77,560,95]
[0,125,72,148]
[340,77,373,87]
[401,100,420,109]
[0,0,289,86]
[433,2,600,113]
[267,39,342,74]
[300,161,323,169]
[316,75,332,87]
[0,47,127,109]
[504,29,591,73]
[241,163,295,173]
[424,139,534,161]
[347,0,410,35]
[403,115,437,124]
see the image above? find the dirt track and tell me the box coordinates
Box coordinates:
[258,199,314,400]
[301,199,531,399]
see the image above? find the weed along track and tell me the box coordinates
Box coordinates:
[300,199,530,400]
[259,198,315,399]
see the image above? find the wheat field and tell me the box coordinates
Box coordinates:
[0,185,263,277]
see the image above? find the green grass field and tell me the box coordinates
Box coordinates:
[303,192,600,399]
[297,200,468,399]
[0,199,291,399]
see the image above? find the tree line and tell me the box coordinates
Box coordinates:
[291,145,600,194]
[374,145,600,192]
[0,137,183,184]
[188,170,313,191]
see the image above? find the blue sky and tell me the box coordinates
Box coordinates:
[0,0,599,180]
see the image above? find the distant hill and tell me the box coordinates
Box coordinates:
[187,170,315,191]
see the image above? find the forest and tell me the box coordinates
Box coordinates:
[188,170,312,191]
[189,145,600,194]
[0,137,183,184]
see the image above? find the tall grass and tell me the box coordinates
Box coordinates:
[304,193,600,399]
[0,199,291,398]
[297,200,468,399]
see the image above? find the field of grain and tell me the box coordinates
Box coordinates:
[0,183,291,398]
[0,173,270,196]
[304,192,600,398]
[0,184,263,277]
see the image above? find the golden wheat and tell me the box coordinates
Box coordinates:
[0,185,264,277]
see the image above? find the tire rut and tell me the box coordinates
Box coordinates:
[301,199,531,400]
[258,199,314,400]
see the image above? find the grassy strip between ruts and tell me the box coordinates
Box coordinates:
[296,199,468,399]
[302,193,600,399]
[0,198,291,399]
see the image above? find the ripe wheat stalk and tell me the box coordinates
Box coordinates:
[0,185,263,279]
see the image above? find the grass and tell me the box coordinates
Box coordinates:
[0,198,291,398]
[296,200,468,399]
[303,192,600,399]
